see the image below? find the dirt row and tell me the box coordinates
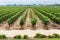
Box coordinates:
[0,8,60,30]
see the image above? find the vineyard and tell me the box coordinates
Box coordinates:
[0,6,60,30]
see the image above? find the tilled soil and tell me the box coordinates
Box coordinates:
[47,21,60,30]
[32,10,46,30]
[23,8,32,30]
[0,21,9,30]
[9,10,28,30]
[9,15,22,30]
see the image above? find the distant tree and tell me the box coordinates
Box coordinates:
[13,4,17,6]
[33,4,36,5]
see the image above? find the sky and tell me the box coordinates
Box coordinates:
[0,0,60,5]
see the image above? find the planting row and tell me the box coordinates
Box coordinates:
[30,9,37,26]
[20,9,28,26]
[20,9,37,27]
[34,8,60,24]
[0,7,26,25]
[7,9,26,25]
[33,9,50,25]
[0,33,60,39]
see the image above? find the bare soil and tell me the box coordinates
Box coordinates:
[0,30,60,37]
[32,10,46,30]
[9,15,22,30]
[35,15,46,30]
[23,8,33,30]
[9,10,28,30]
[0,21,9,30]
[47,21,60,30]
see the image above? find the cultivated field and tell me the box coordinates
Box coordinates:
[0,6,60,30]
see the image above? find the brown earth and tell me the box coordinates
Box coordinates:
[32,10,46,30]
[9,14,22,30]
[23,8,33,30]
[47,21,60,30]
[9,9,28,30]
[0,21,9,30]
